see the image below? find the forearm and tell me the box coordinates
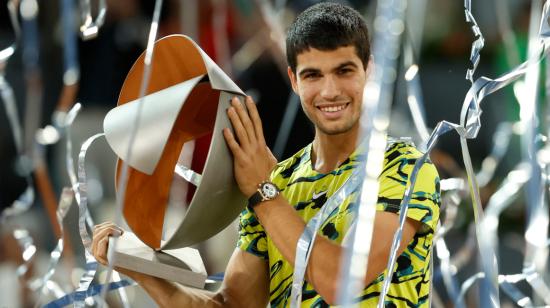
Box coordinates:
[253,196,343,301]
[130,271,224,308]
[253,197,405,304]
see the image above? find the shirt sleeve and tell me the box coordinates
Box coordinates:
[376,144,441,233]
[237,206,269,259]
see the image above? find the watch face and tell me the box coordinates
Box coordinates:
[261,183,278,199]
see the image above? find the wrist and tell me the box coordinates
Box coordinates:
[247,181,279,211]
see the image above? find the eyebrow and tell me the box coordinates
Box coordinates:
[297,61,360,78]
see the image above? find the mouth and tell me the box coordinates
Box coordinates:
[317,103,350,114]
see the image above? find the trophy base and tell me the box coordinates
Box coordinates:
[108,232,207,288]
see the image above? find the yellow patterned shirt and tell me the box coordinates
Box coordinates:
[238,141,441,307]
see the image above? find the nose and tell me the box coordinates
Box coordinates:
[320,75,340,100]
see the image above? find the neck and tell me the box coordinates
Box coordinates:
[311,125,359,173]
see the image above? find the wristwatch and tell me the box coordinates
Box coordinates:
[248,181,280,209]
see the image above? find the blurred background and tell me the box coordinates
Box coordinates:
[0,0,548,307]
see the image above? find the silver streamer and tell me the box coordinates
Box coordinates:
[403,0,430,144]
[290,138,368,305]
[254,0,297,159]
[101,0,164,305]
[459,271,549,307]
[435,227,462,307]
[13,228,37,279]
[356,1,550,302]
[64,103,95,231]
[32,187,73,305]
[495,0,521,68]
[435,178,466,307]
[451,2,550,306]
[73,133,104,308]
[21,0,43,162]
[79,0,106,40]
[403,43,430,143]
[291,0,409,305]
[273,93,300,158]
[254,0,289,75]
[59,0,80,88]
[475,122,513,187]
[0,0,35,222]
[64,103,129,307]
[174,163,202,187]
[464,0,485,83]
[0,75,23,154]
[211,0,233,75]
[520,0,550,304]
[483,163,530,259]
[340,0,407,304]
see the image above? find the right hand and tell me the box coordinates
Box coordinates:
[92,222,158,281]
[92,222,124,266]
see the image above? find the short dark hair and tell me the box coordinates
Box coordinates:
[286,2,371,73]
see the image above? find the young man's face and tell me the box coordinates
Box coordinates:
[288,46,369,136]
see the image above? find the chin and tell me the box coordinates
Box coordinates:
[319,124,355,136]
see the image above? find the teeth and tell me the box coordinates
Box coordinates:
[320,104,346,112]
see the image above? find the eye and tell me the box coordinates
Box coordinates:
[304,72,320,80]
[337,67,354,75]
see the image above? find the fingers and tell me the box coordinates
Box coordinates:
[231,97,256,145]
[223,128,244,158]
[91,222,123,266]
[227,97,254,148]
[245,96,266,144]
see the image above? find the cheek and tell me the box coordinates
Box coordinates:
[298,85,316,105]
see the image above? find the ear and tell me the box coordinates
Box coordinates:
[287,67,299,94]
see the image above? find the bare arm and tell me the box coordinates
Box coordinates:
[253,199,419,304]
[92,223,269,307]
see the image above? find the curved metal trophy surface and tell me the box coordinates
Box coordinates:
[103,35,247,250]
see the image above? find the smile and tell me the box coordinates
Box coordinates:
[317,103,349,113]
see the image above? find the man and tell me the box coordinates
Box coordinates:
[92,2,440,307]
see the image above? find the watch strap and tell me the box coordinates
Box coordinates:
[248,190,264,209]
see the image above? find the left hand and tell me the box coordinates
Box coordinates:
[223,96,277,197]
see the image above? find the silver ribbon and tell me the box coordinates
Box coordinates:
[339,0,408,304]
[434,228,462,308]
[380,10,550,300]
[291,0,550,306]
[73,133,104,308]
[32,187,73,305]
[459,271,550,307]
[464,0,485,83]
[254,0,287,75]
[434,178,466,307]
[101,0,164,305]
[403,6,430,144]
[273,93,300,159]
[291,0,409,305]
[175,163,202,187]
[212,0,232,75]
[13,228,37,279]
[79,0,106,40]
[0,0,35,222]
[60,0,80,87]
[494,0,521,68]
[520,1,550,305]
[290,140,366,306]
[475,122,513,188]
[483,163,530,258]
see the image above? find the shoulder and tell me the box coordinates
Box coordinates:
[380,139,440,193]
[270,144,311,182]
[383,139,437,173]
